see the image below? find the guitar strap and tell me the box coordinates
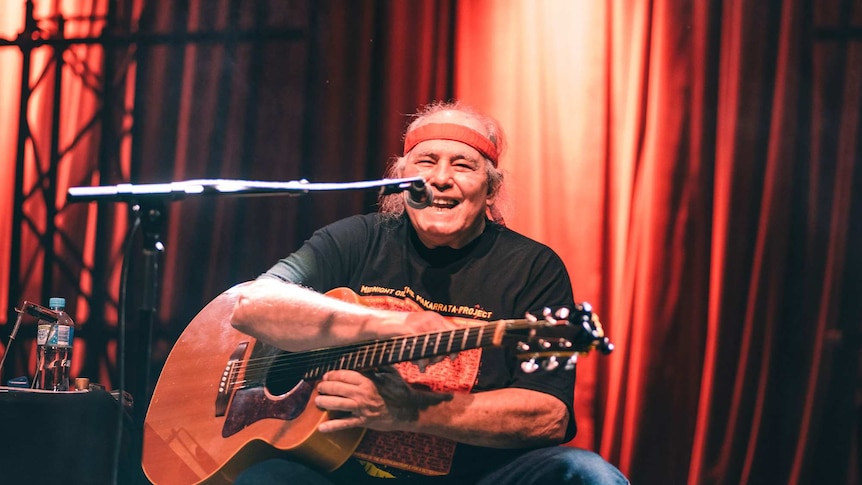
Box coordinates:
[350,294,483,477]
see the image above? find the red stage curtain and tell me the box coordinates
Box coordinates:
[456,1,860,484]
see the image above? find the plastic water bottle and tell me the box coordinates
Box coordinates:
[35,297,75,391]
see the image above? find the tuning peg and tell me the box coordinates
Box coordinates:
[564,354,578,370]
[599,339,614,355]
[521,358,540,374]
[542,356,560,371]
[517,341,531,352]
[554,307,570,320]
[542,307,558,324]
[537,339,552,349]
[524,311,539,323]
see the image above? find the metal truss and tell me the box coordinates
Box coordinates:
[0,1,127,384]
[0,0,306,388]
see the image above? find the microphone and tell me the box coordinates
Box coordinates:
[405,180,433,209]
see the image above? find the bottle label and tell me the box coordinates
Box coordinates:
[47,325,73,347]
[57,325,72,347]
[36,324,50,345]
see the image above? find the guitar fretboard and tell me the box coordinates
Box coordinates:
[300,323,506,380]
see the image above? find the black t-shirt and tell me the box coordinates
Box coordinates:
[263,213,578,481]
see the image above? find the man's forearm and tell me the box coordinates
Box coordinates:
[229,279,407,351]
[229,279,460,352]
[405,387,570,448]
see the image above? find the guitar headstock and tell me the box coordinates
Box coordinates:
[512,302,614,373]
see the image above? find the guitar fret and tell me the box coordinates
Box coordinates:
[369,343,377,366]
[421,334,430,357]
[380,341,389,365]
[398,337,407,361]
[461,328,470,351]
[446,329,456,353]
[409,336,418,359]
[433,333,441,355]
[388,339,396,363]
[379,343,386,364]
[476,326,485,347]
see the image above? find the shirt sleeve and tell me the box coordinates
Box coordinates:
[261,214,372,291]
[506,246,580,441]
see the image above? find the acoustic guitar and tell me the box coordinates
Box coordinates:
[141,285,612,484]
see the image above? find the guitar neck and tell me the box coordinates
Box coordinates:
[298,320,519,380]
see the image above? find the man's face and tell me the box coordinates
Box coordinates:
[402,137,492,249]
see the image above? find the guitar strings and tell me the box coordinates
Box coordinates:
[226,318,592,391]
[224,320,527,390]
[228,333,495,389]
[229,323,506,389]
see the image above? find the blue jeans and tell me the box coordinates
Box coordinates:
[234,447,629,485]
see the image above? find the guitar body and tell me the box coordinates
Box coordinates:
[142,285,365,485]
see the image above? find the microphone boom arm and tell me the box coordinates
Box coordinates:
[67,177,426,203]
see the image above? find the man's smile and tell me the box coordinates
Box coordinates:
[430,197,459,209]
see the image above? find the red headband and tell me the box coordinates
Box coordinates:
[403,123,499,166]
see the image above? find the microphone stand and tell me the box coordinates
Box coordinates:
[65,176,424,482]
[133,199,164,445]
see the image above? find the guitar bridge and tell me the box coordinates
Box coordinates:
[215,341,248,417]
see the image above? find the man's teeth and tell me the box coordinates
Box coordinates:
[431,199,458,208]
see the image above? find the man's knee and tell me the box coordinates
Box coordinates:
[531,447,629,485]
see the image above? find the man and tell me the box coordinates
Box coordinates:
[229,101,628,484]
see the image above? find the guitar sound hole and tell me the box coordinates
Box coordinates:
[264,352,307,396]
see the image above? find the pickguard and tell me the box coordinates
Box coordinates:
[221,380,313,437]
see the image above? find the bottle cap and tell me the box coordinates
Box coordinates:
[48,297,66,309]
